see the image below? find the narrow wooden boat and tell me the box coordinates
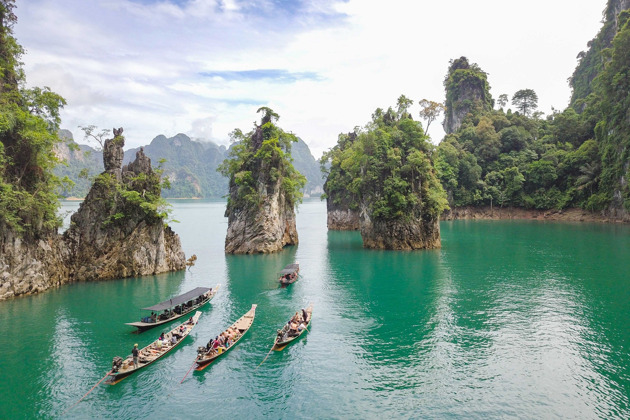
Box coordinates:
[106,311,202,384]
[273,304,312,351]
[278,263,300,285]
[194,304,257,371]
[126,285,219,332]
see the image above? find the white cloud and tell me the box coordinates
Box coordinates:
[15,0,606,158]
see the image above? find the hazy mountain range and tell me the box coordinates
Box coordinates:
[55,130,324,199]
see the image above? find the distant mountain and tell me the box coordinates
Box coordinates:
[124,133,228,198]
[54,131,324,199]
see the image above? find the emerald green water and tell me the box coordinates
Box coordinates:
[1,200,629,419]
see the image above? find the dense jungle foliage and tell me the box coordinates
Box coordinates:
[321,96,448,222]
[0,1,67,238]
[218,108,306,213]
[435,6,630,213]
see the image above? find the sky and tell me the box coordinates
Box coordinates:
[14,0,607,158]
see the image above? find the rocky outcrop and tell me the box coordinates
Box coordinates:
[0,231,71,301]
[326,197,360,230]
[443,57,493,134]
[224,187,298,254]
[64,130,186,281]
[223,112,302,254]
[0,128,186,301]
[360,205,441,250]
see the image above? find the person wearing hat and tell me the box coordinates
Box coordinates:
[132,344,139,368]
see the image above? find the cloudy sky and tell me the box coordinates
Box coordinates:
[15,0,606,158]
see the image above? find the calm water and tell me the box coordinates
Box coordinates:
[1,199,629,419]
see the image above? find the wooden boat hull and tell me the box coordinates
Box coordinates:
[273,304,312,351]
[194,304,257,371]
[126,285,219,332]
[106,311,202,384]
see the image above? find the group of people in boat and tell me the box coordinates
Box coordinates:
[130,317,196,369]
[281,272,297,283]
[140,289,212,323]
[277,308,309,342]
[201,326,242,357]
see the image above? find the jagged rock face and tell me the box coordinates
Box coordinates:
[123,148,152,176]
[224,180,298,254]
[64,131,186,282]
[443,83,485,134]
[0,231,71,301]
[103,136,125,178]
[326,196,359,231]
[359,208,441,250]
[611,0,630,29]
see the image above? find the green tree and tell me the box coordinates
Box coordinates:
[497,94,509,109]
[0,1,67,237]
[511,89,538,116]
[418,99,446,135]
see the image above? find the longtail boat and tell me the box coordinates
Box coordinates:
[273,304,312,351]
[106,311,201,384]
[278,263,300,286]
[126,285,219,332]
[194,304,257,371]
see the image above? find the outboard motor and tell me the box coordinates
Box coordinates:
[111,356,123,372]
[197,346,207,357]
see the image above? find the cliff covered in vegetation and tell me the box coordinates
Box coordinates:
[0,4,185,300]
[435,0,630,222]
[322,96,448,249]
[219,108,306,254]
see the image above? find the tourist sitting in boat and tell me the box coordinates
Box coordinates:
[150,312,157,323]
[174,305,182,315]
[288,321,299,337]
[301,308,309,323]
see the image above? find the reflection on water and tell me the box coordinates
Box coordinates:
[0,201,628,419]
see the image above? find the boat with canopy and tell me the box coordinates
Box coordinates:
[126,285,219,332]
[278,263,300,286]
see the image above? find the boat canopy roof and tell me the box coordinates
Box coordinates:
[142,287,210,311]
[279,263,299,275]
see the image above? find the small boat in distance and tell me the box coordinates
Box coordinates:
[194,304,257,371]
[126,285,219,332]
[106,311,201,385]
[273,304,312,351]
[278,263,300,286]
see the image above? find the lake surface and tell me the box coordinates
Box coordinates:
[1,199,629,419]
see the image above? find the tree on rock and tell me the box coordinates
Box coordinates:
[219,108,306,254]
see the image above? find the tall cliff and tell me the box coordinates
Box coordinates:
[63,129,186,281]
[220,108,306,254]
[443,57,494,134]
[570,0,630,104]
